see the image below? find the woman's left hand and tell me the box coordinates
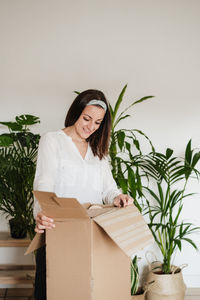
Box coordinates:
[113,194,133,207]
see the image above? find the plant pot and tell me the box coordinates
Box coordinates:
[146,267,186,300]
[131,294,145,300]
[9,218,27,239]
[131,288,145,300]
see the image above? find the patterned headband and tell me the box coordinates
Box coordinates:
[86,99,107,112]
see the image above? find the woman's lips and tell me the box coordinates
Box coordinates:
[83,128,92,134]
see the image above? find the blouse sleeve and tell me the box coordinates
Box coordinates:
[101,157,121,204]
[33,132,58,219]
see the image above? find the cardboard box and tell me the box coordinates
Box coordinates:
[26,191,153,300]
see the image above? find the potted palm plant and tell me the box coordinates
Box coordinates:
[142,141,200,300]
[0,114,40,239]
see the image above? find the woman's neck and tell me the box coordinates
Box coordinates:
[63,126,87,144]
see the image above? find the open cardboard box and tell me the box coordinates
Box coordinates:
[26,191,153,300]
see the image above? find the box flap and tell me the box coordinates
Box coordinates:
[33,191,89,219]
[25,232,45,255]
[87,207,115,218]
[82,202,91,209]
[93,204,154,257]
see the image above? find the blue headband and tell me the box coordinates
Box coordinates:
[86,99,107,112]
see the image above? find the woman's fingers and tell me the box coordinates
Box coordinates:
[41,215,54,223]
[37,223,54,230]
[35,227,44,233]
[36,213,54,224]
[35,212,55,233]
[127,197,133,205]
[37,220,55,228]
[113,194,133,207]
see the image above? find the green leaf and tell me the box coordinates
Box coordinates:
[114,114,130,129]
[166,148,173,159]
[182,238,198,250]
[109,103,114,118]
[132,129,155,152]
[0,122,23,131]
[117,95,154,125]
[0,134,14,147]
[144,186,161,205]
[175,239,182,251]
[112,84,127,125]
[133,139,140,152]
[16,115,40,126]
[118,177,128,194]
[131,255,139,295]
[191,152,200,169]
[125,142,131,153]
[128,167,136,198]
[131,95,154,106]
[117,131,125,151]
[185,139,192,165]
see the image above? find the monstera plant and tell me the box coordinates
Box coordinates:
[0,114,40,239]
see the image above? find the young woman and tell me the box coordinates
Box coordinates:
[33,89,133,300]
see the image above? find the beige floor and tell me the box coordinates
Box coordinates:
[185,288,200,300]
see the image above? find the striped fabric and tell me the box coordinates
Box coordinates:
[93,205,154,257]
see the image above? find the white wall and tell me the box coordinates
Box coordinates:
[0,0,200,288]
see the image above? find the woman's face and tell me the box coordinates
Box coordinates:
[74,105,105,140]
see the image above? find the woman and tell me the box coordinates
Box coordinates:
[34,89,133,300]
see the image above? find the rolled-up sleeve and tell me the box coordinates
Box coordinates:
[101,158,121,204]
[33,133,58,219]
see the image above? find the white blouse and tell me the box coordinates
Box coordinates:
[33,130,121,219]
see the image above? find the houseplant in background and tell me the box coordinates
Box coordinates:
[108,84,154,211]
[75,85,155,210]
[131,256,144,299]
[108,85,155,298]
[131,255,154,299]
[142,141,200,300]
[0,114,40,239]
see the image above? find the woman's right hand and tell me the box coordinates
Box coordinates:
[35,212,55,233]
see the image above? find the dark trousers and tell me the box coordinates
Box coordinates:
[34,246,46,300]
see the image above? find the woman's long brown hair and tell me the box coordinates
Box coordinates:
[64,89,111,160]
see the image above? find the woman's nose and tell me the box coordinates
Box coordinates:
[88,121,95,131]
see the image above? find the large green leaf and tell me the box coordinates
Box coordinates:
[16,115,40,126]
[0,122,23,131]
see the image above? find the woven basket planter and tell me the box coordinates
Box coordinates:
[146,267,186,300]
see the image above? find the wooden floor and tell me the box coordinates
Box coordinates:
[185,288,200,300]
[0,288,199,299]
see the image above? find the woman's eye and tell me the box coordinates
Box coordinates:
[83,117,90,121]
[96,122,101,125]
